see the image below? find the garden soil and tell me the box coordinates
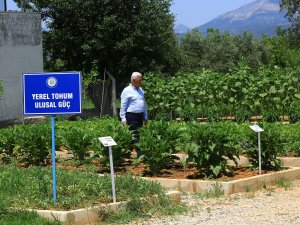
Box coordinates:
[56,150,274,181]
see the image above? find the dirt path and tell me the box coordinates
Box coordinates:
[130,179,300,225]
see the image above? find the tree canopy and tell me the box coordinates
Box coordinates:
[280,0,300,47]
[14,0,179,82]
[179,29,272,73]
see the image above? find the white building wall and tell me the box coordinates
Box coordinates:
[0,12,43,121]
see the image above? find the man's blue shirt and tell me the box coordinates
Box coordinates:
[120,84,148,122]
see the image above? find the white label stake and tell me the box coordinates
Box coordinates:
[249,125,264,175]
[99,136,117,203]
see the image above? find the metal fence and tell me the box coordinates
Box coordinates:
[81,72,117,119]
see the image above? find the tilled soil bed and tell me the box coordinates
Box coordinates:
[57,158,279,181]
[114,162,275,181]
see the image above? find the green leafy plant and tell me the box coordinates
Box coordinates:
[56,118,132,166]
[90,118,132,167]
[183,122,240,178]
[1,124,51,166]
[242,122,282,170]
[58,121,93,160]
[143,65,300,122]
[289,100,300,123]
[286,122,300,156]
[138,120,181,174]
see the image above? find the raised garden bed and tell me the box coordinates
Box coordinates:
[56,157,300,195]
[228,155,300,168]
[144,167,300,195]
[32,191,181,225]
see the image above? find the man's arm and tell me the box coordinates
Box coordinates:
[120,89,128,124]
[143,98,148,125]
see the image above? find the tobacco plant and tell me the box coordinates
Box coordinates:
[56,118,132,166]
[143,65,300,122]
[138,120,182,174]
[242,122,283,170]
[287,122,300,156]
[183,122,241,178]
[57,120,94,160]
[91,118,132,167]
[0,124,51,165]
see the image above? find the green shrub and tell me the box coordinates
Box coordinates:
[0,124,51,165]
[183,122,241,178]
[281,122,300,156]
[56,118,132,165]
[90,118,132,167]
[138,120,182,174]
[242,122,282,170]
[143,66,300,122]
[57,120,94,160]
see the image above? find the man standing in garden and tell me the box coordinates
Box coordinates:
[120,72,148,157]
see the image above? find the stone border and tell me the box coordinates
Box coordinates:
[143,167,300,195]
[31,191,181,225]
[32,155,300,224]
[228,156,300,167]
[279,157,300,167]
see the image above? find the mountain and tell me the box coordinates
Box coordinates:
[195,0,291,37]
[174,23,190,34]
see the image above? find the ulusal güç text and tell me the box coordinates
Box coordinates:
[32,93,73,109]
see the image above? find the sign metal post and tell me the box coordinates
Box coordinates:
[22,72,82,203]
[99,136,117,203]
[249,125,264,175]
[51,115,57,201]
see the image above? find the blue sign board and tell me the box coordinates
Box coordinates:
[23,72,82,115]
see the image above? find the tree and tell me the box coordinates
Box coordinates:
[233,32,272,71]
[180,29,239,73]
[179,29,271,73]
[179,29,204,72]
[266,28,300,67]
[280,0,300,47]
[14,0,180,82]
[201,29,238,73]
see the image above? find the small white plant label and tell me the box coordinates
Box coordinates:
[98,136,117,147]
[249,125,264,132]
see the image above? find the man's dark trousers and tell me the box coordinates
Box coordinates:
[126,112,144,155]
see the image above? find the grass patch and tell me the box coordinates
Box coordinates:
[97,196,186,224]
[0,164,168,210]
[0,200,61,225]
[0,163,186,224]
[194,182,224,199]
[275,177,293,190]
[0,210,61,225]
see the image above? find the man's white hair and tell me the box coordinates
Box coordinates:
[131,72,142,83]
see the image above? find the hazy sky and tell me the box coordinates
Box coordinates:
[171,0,256,28]
[6,0,257,28]
[7,0,17,10]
